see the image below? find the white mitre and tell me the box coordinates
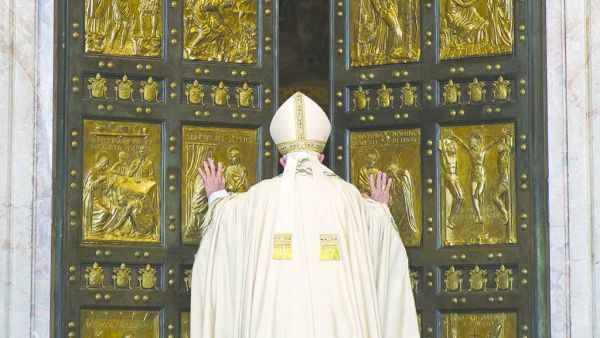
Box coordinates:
[270,92,331,154]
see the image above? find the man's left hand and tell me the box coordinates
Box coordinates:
[198,158,225,197]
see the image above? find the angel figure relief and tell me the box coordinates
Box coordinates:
[387,162,418,235]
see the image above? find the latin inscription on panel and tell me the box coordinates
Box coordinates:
[182,126,258,244]
[350,129,422,247]
[84,0,163,57]
[439,0,514,59]
[439,123,516,246]
[350,0,421,66]
[82,120,161,244]
[81,309,160,337]
[441,312,517,337]
[183,0,258,63]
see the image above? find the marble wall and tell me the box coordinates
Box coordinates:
[547,0,600,336]
[0,0,54,336]
[0,0,597,336]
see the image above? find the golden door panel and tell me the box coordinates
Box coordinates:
[183,0,258,63]
[350,0,421,66]
[439,0,514,60]
[350,128,422,247]
[84,0,163,57]
[441,264,517,293]
[440,76,514,106]
[82,120,161,244]
[439,123,516,246]
[80,261,161,290]
[181,80,260,110]
[441,312,517,338]
[181,311,190,338]
[80,309,161,337]
[181,126,258,244]
[347,83,422,112]
[84,73,165,103]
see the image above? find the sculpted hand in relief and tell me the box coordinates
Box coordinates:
[198,158,225,197]
[365,170,393,205]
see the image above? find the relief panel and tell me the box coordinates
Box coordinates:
[350,129,422,247]
[182,80,260,110]
[181,126,258,244]
[80,309,161,337]
[441,312,517,338]
[82,120,161,244]
[442,264,517,293]
[84,0,163,57]
[81,262,161,290]
[440,76,514,106]
[439,0,514,59]
[183,0,258,63]
[439,123,516,246]
[84,73,165,103]
[350,0,421,66]
[348,83,421,112]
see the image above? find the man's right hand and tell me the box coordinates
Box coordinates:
[198,158,225,197]
[365,171,392,205]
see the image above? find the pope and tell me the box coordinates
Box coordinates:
[190,92,419,338]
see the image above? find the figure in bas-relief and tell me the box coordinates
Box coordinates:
[85,0,162,56]
[440,0,513,59]
[358,150,380,194]
[447,130,503,224]
[387,163,418,233]
[184,0,257,63]
[492,127,513,225]
[352,0,420,65]
[439,137,464,230]
[224,147,250,193]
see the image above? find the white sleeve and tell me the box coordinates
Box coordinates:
[208,189,229,205]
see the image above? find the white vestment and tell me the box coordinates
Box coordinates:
[190,155,419,338]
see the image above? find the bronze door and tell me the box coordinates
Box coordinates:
[330,0,548,337]
[54,0,278,336]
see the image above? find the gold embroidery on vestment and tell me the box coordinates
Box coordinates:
[320,233,341,261]
[272,233,292,260]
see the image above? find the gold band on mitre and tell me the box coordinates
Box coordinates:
[276,139,327,154]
